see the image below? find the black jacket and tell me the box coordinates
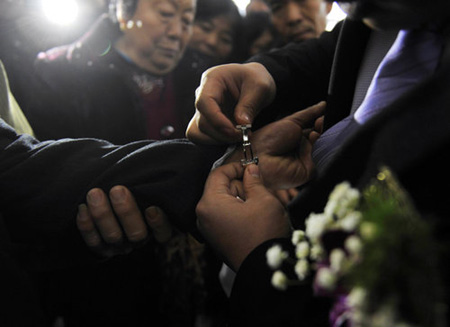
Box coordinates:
[229,19,450,326]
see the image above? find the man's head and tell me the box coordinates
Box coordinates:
[338,0,450,30]
[263,0,332,45]
[113,0,196,76]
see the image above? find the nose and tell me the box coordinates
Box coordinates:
[166,18,184,40]
[204,32,219,51]
[285,2,304,27]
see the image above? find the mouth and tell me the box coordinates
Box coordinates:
[289,28,317,42]
[158,47,179,58]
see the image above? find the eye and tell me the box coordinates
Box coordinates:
[219,34,233,45]
[182,13,195,27]
[159,10,175,18]
[198,21,214,33]
[270,3,282,13]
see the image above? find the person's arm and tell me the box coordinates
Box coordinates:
[186,24,341,145]
[0,119,224,270]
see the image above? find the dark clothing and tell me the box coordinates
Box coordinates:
[15,14,223,327]
[229,19,450,326]
[0,118,225,325]
[22,14,210,144]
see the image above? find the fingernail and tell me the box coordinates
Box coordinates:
[77,204,88,221]
[247,164,260,177]
[87,189,102,206]
[239,113,251,124]
[145,206,159,222]
[110,186,126,204]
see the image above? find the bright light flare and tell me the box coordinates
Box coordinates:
[42,0,79,25]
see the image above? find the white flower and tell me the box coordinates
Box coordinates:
[305,213,332,242]
[339,211,363,232]
[295,259,309,280]
[310,244,324,260]
[316,267,337,291]
[295,241,310,259]
[291,230,305,245]
[271,270,288,290]
[345,235,363,255]
[266,244,288,269]
[325,182,360,219]
[329,248,346,273]
[347,287,367,308]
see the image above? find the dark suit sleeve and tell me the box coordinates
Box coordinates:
[228,238,331,327]
[248,23,342,124]
[0,119,224,270]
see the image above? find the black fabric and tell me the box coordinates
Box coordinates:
[0,119,224,270]
[229,19,450,326]
[20,15,210,145]
[0,119,226,326]
[229,239,332,327]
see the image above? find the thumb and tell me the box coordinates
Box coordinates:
[243,164,272,199]
[286,101,326,129]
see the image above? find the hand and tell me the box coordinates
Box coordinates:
[186,62,276,144]
[226,101,325,189]
[196,163,291,272]
[76,186,172,258]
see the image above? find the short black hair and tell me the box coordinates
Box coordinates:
[195,0,241,23]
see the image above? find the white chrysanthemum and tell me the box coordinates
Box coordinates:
[305,213,332,241]
[295,259,309,280]
[316,267,337,291]
[291,230,305,245]
[295,241,310,259]
[271,270,288,291]
[330,248,347,273]
[339,211,363,232]
[325,182,360,219]
[345,235,363,255]
[266,244,288,269]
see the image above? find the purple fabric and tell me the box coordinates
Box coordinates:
[354,29,443,123]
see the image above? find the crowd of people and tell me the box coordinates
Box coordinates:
[1,0,450,326]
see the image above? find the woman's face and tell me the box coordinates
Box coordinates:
[189,15,235,63]
[117,0,196,75]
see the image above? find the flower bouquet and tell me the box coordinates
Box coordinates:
[266,167,445,327]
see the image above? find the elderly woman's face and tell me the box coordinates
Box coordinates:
[118,0,196,75]
[339,0,450,30]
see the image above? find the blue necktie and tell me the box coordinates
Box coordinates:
[312,29,443,171]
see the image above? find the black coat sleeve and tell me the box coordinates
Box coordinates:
[0,119,224,270]
[248,23,342,125]
[228,238,332,327]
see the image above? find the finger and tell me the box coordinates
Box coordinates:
[86,188,123,244]
[204,162,245,197]
[309,131,322,145]
[195,77,241,140]
[287,101,326,129]
[145,206,173,243]
[230,179,246,200]
[233,63,276,125]
[242,164,275,201]
[76,204,101,248]
[109,186,148,243]
[197,112,241,143]
[186,112,221,144]
[315,116,324,134]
